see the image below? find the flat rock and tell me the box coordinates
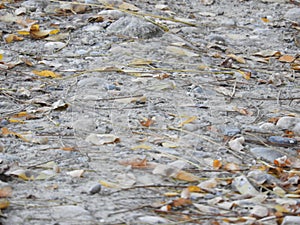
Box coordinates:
[250,147,283,162]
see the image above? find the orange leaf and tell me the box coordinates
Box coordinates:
[140,118,155,127]
[175,170,199,182]
[261,17,270,23]
[60,147,77,152]
[279,55,295,63]
[172,198,192,207]
[187,186,202,192]
[213,159,222,169]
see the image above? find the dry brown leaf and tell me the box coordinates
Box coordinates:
[67,169,84,178]
[279,55,295,63]
[0,186,12,198]
[254,50,281,57]
[227,54,246,64]
[4,34,24,43]
[171,198,192,207]
[0,199,10,209]
[213,159,222,169]
[178,116,197,127]
[119,158,149,169]
[175,170,199,182]
[140,117,155,127]
[119,2,140,11]
[85,133,120,145]
[224,162,240,171]
[60,147,77,152]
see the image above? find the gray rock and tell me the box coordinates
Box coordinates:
[284,8,300,23]
[276,116,300,135]
[107,16,163,39]
[51,205,94,222]
[250,147,283,162]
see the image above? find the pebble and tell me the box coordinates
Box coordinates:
[250,147,283,162]
[284,8,300,23]
[281,216,300,225]
[268,136,297,146]
[88,183,102,195]
[223,128,241,136]
[276,116,300,135]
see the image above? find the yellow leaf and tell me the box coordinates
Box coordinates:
[0,199,10,209]
[188,186,202,192]
[131,144,152,150]
[164,192,179,197]
[32,70,61,78]
[49,29,60,35]
[17,30,30,35]
[261,17,270,23]
[4,34,24,43]
[30,24,39,31]
[99,180,119,188]
[227,54,246,64]
[0,53,3,61]
[178,116,197,127]
[8,118,25,124]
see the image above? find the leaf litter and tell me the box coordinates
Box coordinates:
[0,0,299,224]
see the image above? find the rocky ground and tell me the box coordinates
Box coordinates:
[0,0,300,224]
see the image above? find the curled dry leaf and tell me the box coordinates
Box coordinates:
[66,169,84,178]
[224,162,240,171]
[0,186,12,198]
[198,178,218,192]
[0,199,10,209]
[32,70,61,78]
[119,158,149,169]
[213,159,222,169]
[85,133,120,145]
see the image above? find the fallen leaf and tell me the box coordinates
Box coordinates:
[174,170,199,182]
[172,198,192,207]
[166,46,199,57]
[32,70,61,78]
[129,58,153,66]
[0,199,10,209]
[140,117,155,127]
[131,144,152,150]
[66,169,84,178]
[227,54,246,64]
[4,34,24,43]
[261,17,270,23]
[198,178,218,192]
[213,159,222,169]
[0,186,12,198]
[178,116,197,127]
[119,2,140,11]
[254,50,281,57]
[224,162,240,171]
[119,158,149,169]
[278,55,295,63]
[85,133,120,145]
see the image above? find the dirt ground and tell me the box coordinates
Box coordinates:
[0,0,300,224]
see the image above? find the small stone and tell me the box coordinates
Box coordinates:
[223,128,241,136]
[88,183,102,195]
[284,8,300,23]
[276,116,300,135]
[281,216,300,225]
[268,136,297,146]
[250,147,283,162]
[44,42,65,51]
